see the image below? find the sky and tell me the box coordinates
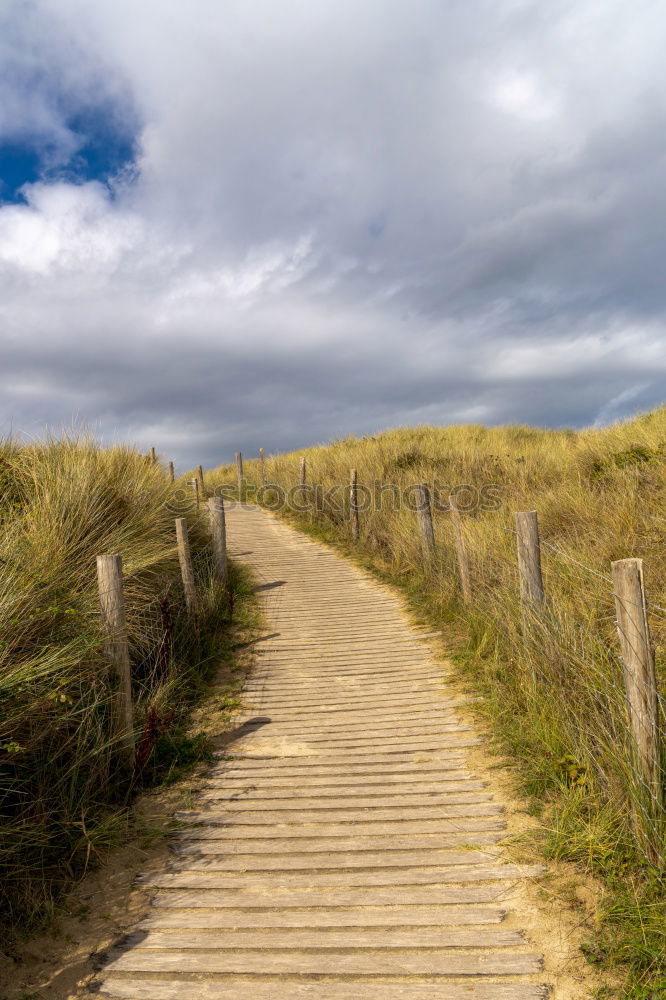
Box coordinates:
[0,0,665,470]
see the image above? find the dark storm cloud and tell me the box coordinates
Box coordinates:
[0,0,664,466]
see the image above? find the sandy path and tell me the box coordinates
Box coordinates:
[95,502,553,999]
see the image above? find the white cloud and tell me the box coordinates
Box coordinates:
[0,181,143,274]
[492,72,560,121]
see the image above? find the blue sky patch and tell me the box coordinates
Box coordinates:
[0,146,42,201]
[0,105,137,203]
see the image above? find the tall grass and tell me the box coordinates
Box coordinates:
[0,436,227,932]
[210,407,665,996]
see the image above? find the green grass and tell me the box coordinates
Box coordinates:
[209,406,666,998]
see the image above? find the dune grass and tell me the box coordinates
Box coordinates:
[0,436,233,935]
[209,406,665,998]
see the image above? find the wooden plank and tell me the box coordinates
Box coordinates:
[234,702,460,721]
[241,685,452,702]
[248,669,443,681]
[253,646,433,657]
[169,848,502,872]
[195,792,493,810]
[245,663,442,676]
[249,653,435,668]
[140,863,544,890]
[242,709,461,725]
[105,949,543,976]
[244,699,454,715]
[211,771,475,788]
[242,688,447,702]
[244,694,449,710]
[98,977,549,999]
[234,725,470,745]
[176,831,504,852]
[198,780,486,797]
[242,673,447,689]
[233,723,468,741]
[225,749,476,767]
[178,818,506,841]
[129,927,525,950]
[245,683,441,700]
[218,760,470,779]
[151,885,516,909]
[245,677,450,691]
[175,803,504,824]
[229,741,480,759]
[139,905,508,929]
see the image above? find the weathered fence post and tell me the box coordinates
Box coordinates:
[208,496,228,586]
[197,464,206,498]
[350,468,360,542]
[300,456,307,487]
[449,496,472,603]
[158,595,172,677]
[150,447,157,464]
[168,460,175,483]
[415,483,435,563]
[235,452,244,498]
[190,477,200,507]
[612,558,663,862]
[259,447,267,486]
[96,554,135,765]
[515,511,544,607]
[175,518,199,618]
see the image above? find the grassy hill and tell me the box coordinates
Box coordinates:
[210,407,665,997]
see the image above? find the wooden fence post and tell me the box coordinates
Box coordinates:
[415,483,435,563]
[515,511,544,607]
[158,596,172,677]
[150,447,156,464]
[611,558,663,861]
[350,468,360,542]
[259,447,266,486]
[449,496,472,603]
[208,496,228,586]
[190,477,200,507]
[300,456,307,487]
[197,464,206,498]
[236,452,244,497]
[168,460,175,483]
[175,518,199,618]
[96,554,135,765]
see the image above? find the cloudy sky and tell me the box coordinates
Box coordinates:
[1,0,665,468]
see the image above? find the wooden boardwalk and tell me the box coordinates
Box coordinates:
[98,503,549,999]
